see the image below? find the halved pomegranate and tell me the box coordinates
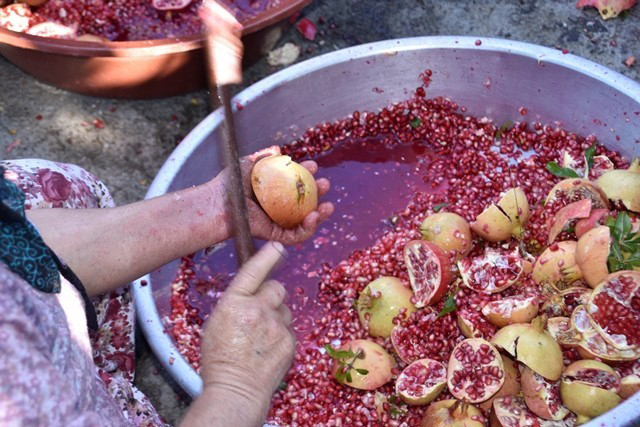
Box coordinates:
[479,354,521,412]
[395,358,447,405]
[471,187,530,242]
[547,199,592,244]
[560,360,621,424]
[422,400,486,427]
[404,240,452,307]
[481,294,539,327]
[0,3,32,32]
[447,338,505,403]
[391,308,461,364]
[557,305,640,361]
[586,270,640,350]
[620,374,640,399]
[458,248,523,294]
[491,396,576,427]
[532,241,582,288]
[521,366,571,421]
[596,158,640,213]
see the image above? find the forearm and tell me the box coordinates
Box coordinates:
[26,180,231,296]
[180,386,269,427]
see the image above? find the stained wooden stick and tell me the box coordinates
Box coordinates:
[202,0,254,264]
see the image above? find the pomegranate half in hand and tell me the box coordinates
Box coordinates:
[251,155,318,229]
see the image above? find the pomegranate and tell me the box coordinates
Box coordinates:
[404,240,452,307]
[482,295,539,327]
[491,396,576,427]
[0,3,32,32]
[557,305,640,361]
[575,226,611,288]
[547,199,592,244]
[391,308,461,364]
[26,21,77,38]
[395,358,447,405]
[588,155,616,180]
[251,155,318,229]
[422,400,485,427]
[532,241,582,288]
[521,366,570,420]
[586,270,640,350]
[619,374,640,399]
[540,287,591,318]
[491,317,564,380]
[447,338,505,403]
[420,212,472,260]
[575,208,609,238]
[545,178,609,209]
[479,354,521,412]
[329,339,396,390]
[151,0,192,11]
[596,158,640,213]
[471,187,530,241]
[356,276,416,338]
[560,360,622,424]
[545,316,571,340]
[458,247,523,294]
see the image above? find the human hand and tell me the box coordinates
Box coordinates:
[211,146,334,245]
[198,242,294,424]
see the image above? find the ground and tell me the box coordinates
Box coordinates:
[0,0,638,425]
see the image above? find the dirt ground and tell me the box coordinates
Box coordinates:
[0,0,638,424]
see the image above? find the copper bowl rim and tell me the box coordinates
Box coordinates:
[0,0,311,57]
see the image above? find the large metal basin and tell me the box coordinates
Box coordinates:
[133,37,640,426]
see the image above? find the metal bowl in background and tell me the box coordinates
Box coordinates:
[0,0,310,99]
[132,37,640,426]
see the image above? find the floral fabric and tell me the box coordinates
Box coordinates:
[0,159,169,427]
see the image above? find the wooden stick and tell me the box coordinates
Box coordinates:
[202,0,254,264]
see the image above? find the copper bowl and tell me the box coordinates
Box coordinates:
[0,0,310,99]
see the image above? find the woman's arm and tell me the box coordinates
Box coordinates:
[26,149,333,296]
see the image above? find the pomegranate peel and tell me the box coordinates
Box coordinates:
[575,226,611,288]
[521,366,571,421]
[419,212,472,260]
[547,199,592,244]
[251,155,319,229]
[395,358,447,405]
[479,354,521,412]
[482,295,539,327]
[576,0,637,20]
[471,187,530,241]
[356,276,416,338]
[532,241,582,288]
[491,396,577,427]
[575,208,609,238]
[545,178,609,209]
[458,247,523,294]
[596,158,640,213]
[447,338,505,403]
[560,359,622,424]
[421,399,485,427]
[404,240,452,307]
[619,374,640,399]
[540,286,591,318]
[328,339,396,390]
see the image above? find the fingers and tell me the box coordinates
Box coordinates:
[255,280,286,309]
[277,304,293,325]
[228,242,287,295]
[315,178,330,197]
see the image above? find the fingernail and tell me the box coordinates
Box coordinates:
[272,241,288,258]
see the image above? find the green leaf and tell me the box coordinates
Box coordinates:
[585,144,597,169]
[324,344,354,361]
[605,216,616,228]
[608,257,624,272]
[433,202,449,213]
[438,291,457,317]
[345,370,353,383]
[546,162,580,178]
[277,381,287,391]
[495,121,513,140]
[410,118,422,129]
[355,368,369,375]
